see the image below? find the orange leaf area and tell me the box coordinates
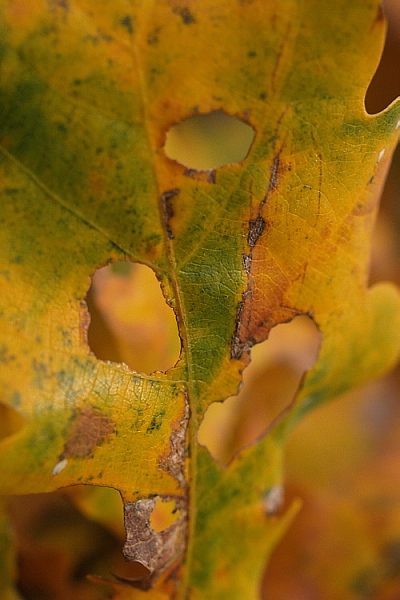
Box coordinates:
[1,0,400,598]
[263,146,400,599]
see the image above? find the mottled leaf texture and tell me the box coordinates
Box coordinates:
[0,1,399,599]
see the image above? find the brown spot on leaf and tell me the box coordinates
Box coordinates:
[122,495,187,589]
[231,254,299,359]
[157,393,189,489]
[184,168,216,183]
[264,154,280,202]
[166,393,189,488]
[231,147,300,358]
[63,408,114,458]
[161,189,179,240]
[247,216,266,248]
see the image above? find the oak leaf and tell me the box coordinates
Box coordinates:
[0,1,399,598]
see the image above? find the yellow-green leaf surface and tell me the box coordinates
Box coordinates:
[0,1,399,598]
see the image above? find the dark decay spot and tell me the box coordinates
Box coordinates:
[267,155,280,194]
[172,6,196,24]
[146,413,164,432]
[161,189,179,240]
[120,15,134,34]
[248,216,266,248]
[248,50,257,58]
[184,168,216,183]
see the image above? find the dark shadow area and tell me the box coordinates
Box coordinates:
[365,0,400,114]
[5,486,144,600]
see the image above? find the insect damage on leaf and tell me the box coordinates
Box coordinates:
[120,395,189,587]
[247,216,266,249]
[158,393,189,489]
[1,0,400,598]
[122,495,187,589]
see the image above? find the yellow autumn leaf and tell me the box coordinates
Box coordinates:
[0,1,399,598]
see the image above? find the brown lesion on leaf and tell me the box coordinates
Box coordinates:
[121,495,188,589]
[247,215,266,248]
[79,299,92,348]
[166,392,189,488]
[161,189,180,240]
[231,149,296,359]
[120,394,189,588]
[263,153,281,205]
[184,168,216,183]
[62,408,114,458]
[158,392,189,489]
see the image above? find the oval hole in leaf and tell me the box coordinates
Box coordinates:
[0,403,25,442]
[198,315,321,465]
[164,110,255,171]
[86,261,181,374]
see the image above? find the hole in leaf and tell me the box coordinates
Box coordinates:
[86,261,181,374]
[365,0,400,114]
[0,402,25,442]
[5,486,142,600]
[164,110,255,171]
[149,497,180,533]
[198,315,321,465]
